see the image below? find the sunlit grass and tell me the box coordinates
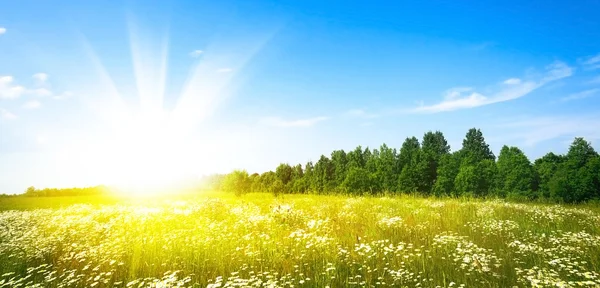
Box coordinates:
[1,193,599,287]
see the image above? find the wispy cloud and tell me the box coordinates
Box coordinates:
[23,100,42,109]
[0,76,26,99]
[52,91,73,100]
[345,109,379,119]
[0,108,17,120]
[412,61,573,113]
[581,53,600,70]
[0,27,6,35]
[587,75,600,85]
[189,50,203,58]
[217,68,233,73]
[259,116,329,128]
[1,75,56,99]
[30,88,52,97]
[560,88,600,102]
[503,78,521,85]
[498,115,600,147]
[32,73,48,85]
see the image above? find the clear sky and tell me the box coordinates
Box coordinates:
[1,0,600,194]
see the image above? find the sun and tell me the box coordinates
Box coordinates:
[59,16,273,196]
[98,111,199,196]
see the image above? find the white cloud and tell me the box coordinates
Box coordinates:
[52,91,73,100]
[498,115,600,147]
[23,100,41,109]
[259,116,329,128]
[0,108,17,120]
[217,68,233,73]
[412,61,573,113]
[560,88,600,102]
[0,75,56,99]
[0,27,6,35]
[189,50,203,58]
[0,76,26,99]
[503,78,521,85]
[32,73,48,84]
[582,53,600,70]
[29,88,52,97]
[443,87,474,100]
[345,109,379,119]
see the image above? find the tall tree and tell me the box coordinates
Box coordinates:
[496,146,534,198]
[347,146,366,169]
[314,155,335,193]
[397,137,425,193]
[222,170,251,196]
[533,152,565,198]
[432,152,461,196]
[304,162,315,193]
[550,138,599,203]
[342,166,372,194]
[398,137,420,172]
[421,131,450,194]
[275,163,293,186]
[376,144,399,193]
[330,150,348,188]
[460,128,495,164]
[454,159,496,197]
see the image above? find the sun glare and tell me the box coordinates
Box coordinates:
[98,111,194,196]
[58,17,275,196]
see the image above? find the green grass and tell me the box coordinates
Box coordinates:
[0,195,123,211]
[1,192,599,287]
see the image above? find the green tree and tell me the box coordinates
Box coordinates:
[550,138,599,203]
[342,166,372,194]
[304,162,315,193]
[398,137,420,172]
[314,155,335,193]
[270,179,285,197]
[376,143,399,193]
[460,128,495,165]
[397,137,425,193]
[533,152,565,198]
[496,146,534,198]
[421,131,450,194]
[250,173,262,192]
[260,171,277,193]
[347,146,366,169]
[454,160,496,197]
[275,163,293,186]
[222,170,251,196]
[432,152,461,196]
[330,150,348,188]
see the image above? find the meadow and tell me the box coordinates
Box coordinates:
[1,193,599,287]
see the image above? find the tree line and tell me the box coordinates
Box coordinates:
[218,128,600,203]
[21,185,112,197]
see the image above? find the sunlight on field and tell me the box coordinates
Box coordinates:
[0,194,599,287]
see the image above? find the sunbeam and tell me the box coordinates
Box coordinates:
[63,19,277,195]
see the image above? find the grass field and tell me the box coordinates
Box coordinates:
[1,193,599,287]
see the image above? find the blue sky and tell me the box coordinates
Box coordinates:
[1,0,600,193]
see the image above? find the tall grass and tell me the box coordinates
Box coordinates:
[0,193,599,287]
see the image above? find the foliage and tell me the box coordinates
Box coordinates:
[496,146,534,198]
[210,129,599,203]
[221,170,250,196]
[23,185,111,197]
